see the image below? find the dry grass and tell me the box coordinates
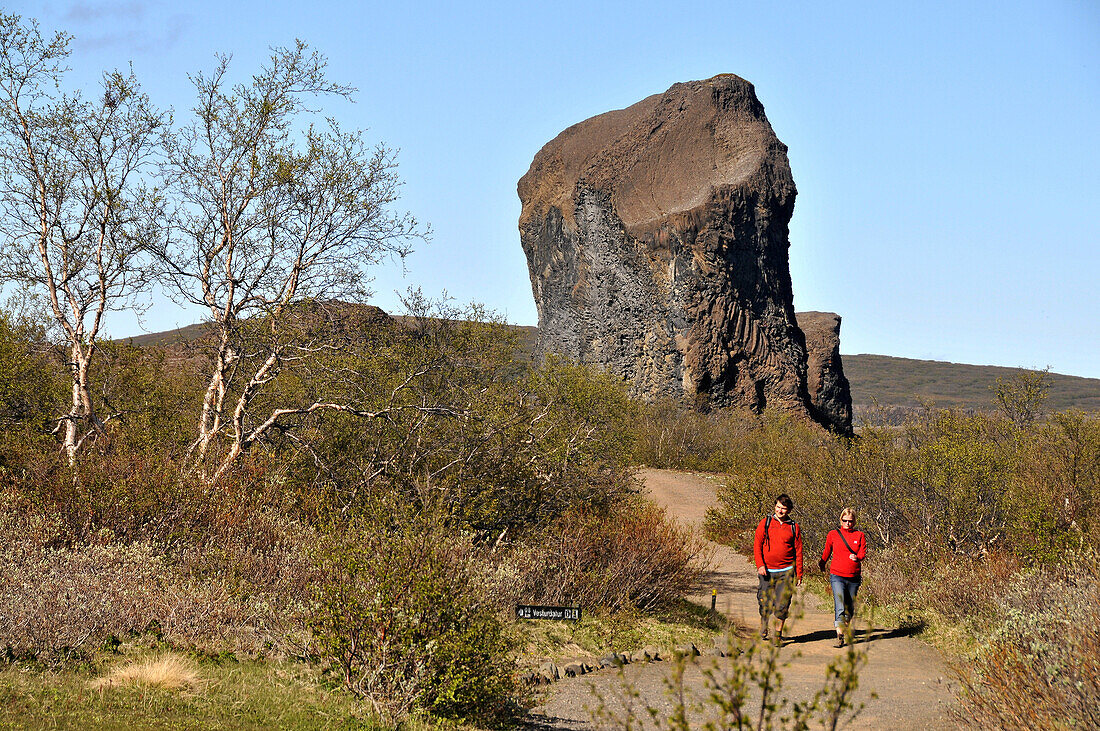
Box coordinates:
[0,510,318,664]
[90,653,203,693]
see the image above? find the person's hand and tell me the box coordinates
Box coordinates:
[757,566,766,576]
[796,576,803,586]
[817,558,827,572]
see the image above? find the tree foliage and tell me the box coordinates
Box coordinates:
[993,369,1051,428]
[0,12,167,461]
[147,42,422,483]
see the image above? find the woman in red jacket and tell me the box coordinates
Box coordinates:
[819,507,866,648]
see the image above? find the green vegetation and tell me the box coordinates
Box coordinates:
[634,374,1100,730]
[0,653,384,729]
[0,8,1093,730]
[308,505,518,724]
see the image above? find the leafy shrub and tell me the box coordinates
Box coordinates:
[632,399,758,473]
[269,314,639,538]
[308,506,518,725]
[497,500,712,613]
[1001,410,1100,561]
[699,412,842,552]
[956,551,1100,729]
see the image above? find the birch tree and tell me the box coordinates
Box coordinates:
[0,13,166,461]
[153,43,420,483]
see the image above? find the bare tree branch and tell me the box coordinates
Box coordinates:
[151,44,423,481]
[0,12,166,462]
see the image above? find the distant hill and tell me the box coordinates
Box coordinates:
[124,321,212,348]
[842,354,1100,416]
[122,319,1100,416]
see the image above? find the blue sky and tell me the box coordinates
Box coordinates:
[8,0,1100,377]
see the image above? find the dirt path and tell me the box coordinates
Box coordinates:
[526,469,957,729]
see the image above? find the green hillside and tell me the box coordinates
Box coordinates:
[842,354,1100,413]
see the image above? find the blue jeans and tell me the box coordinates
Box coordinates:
[829,574,861,628]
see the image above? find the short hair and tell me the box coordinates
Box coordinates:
[840,507,856,521]
[775,494,794,510]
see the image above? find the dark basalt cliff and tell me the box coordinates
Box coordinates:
[518,74,852,434]
[796,311,852,434]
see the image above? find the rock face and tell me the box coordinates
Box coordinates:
[796,311,853,434]
[518,74,851,433]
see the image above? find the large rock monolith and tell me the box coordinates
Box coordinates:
[518,74,851,433]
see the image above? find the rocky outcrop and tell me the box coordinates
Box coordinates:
[796,312,852,434]
[519,74,852,432]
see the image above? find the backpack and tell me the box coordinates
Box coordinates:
[764,514,799,545]
[761,514,799,571]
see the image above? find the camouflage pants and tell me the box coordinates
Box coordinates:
[757,567,795,620]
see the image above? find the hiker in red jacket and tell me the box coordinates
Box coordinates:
[754,493,803,642]
[819,507,867,648]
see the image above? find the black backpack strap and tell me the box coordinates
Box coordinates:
[836,529,856,555]
[761,515,771,571]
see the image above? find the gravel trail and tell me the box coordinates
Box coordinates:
[526,469,957,729]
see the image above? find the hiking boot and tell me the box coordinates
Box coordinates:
[834,636,845,648]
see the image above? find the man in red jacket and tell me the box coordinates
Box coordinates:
[754,493,803,642]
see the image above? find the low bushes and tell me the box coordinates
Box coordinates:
[0,526,315,664]
[956,551,1100,730]
[308,507,517,726]
[498,500,712,614]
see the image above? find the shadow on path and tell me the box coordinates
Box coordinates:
[524,715,584,731]
[858,622,927,643]
[787,621,927,647]
[784,628,837,645]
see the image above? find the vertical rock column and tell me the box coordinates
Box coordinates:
[519,74,850,432]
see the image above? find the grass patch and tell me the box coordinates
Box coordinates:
[0,653,385,730]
